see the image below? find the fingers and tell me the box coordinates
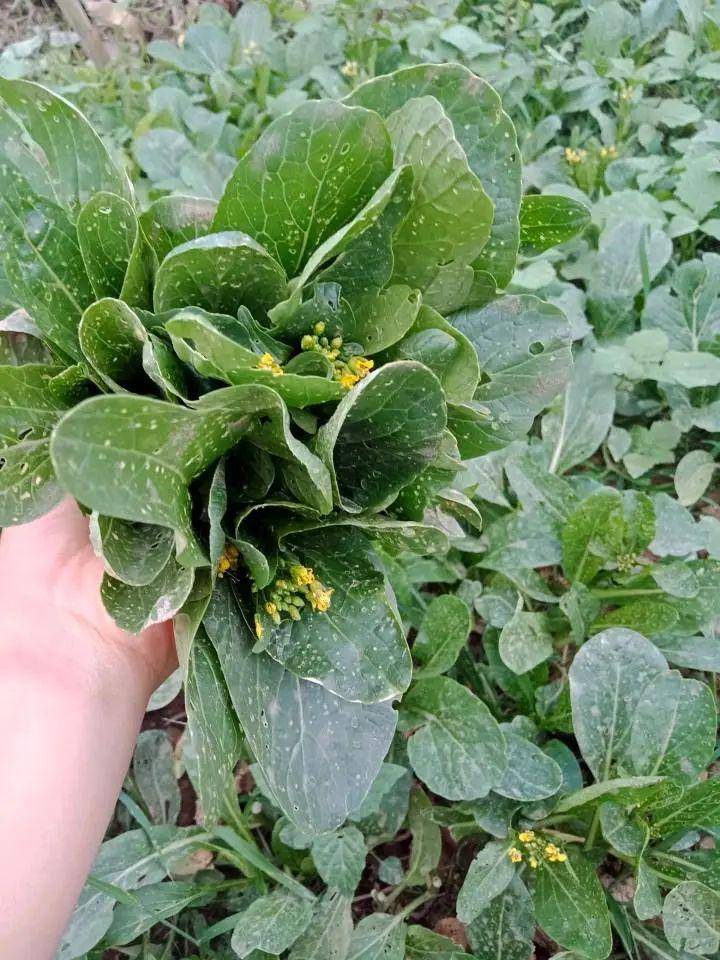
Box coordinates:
[0,499,92,568]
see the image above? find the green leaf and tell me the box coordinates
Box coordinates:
[104,881,201,946]
[533,849,612,960]
[347,912,407,960]
[520,195,591,255]
[569,628,667,780]
[493,732,563,801]
[412,594,471,679]
[663,881,720,955]
[385,95,493,312]
[200,385,333,515]
[406,787,442,887]
[132,731,181,825]
[101,555,194,633]
[58,827,205,959]
[675,450,716,506]
[316,360,446,513]
[562,489,655,584]
[456,840,515,924]
[184,630,242,825]
[311,826,366,896]
[77,192,151,309]
[498,607,553,675]
[214,100,393,276]
[554,777,669,815]
[153,232,288,318]
[205,580,397,835]
[592,599,679,635]
[651,779,720,837]
[406,925,475,959]
[288,892,353,960]
[599,802,648,857]
[139,194,217,263]
[449,296,572,455]
[403,676,506,801]
[0,78,130,211]
[384,304,480,404]
[634,860,663,921]
[78,298,150,392]
[541,346,616,474]
[0,363,71,523]
[347,63,521,298]
[628,671,716,781]
[231,890,314,958]
[0,191,93,360]
[466,877,535,960]
[261,526,410,703]
[90,515,174,587]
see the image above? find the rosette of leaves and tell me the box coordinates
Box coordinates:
[0,67,587,839]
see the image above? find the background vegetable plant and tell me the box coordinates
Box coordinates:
[1,0,720,958]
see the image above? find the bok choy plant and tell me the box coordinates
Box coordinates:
[0,65,589,840]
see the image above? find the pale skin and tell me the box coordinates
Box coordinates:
[0,499,177,960]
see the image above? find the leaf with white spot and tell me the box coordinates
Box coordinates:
[663,881,720,955]
[214,100,393,277]
[402,676,506,801]
[205,579,397,835]
[260,526,410,703]
[493,732,563,801]
[132,730,181,825]
[569,628,667,780]
[347,63,521,299]
[289,891,353,960]
[231,890,314,958]
[311,826,366,896]
[90,514,175,587]
[154,231,287,318]
[316,361,446,514]
[347,912,408,960]
[385,95,493,312]
[456,839,515,924]
[628,671,716,782]
[101,554,194,633]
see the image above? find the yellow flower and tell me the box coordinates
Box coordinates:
[518,831,535,843]
[265,601,281,624]
[217,542,239,576]
[340,371,359,389]
[529,856,538,869]
[290,564,315,587]
[349,356,374,378]
[314,321,326,335]
[508,847,523,863]
[257,353,284,376]
[254,614,264,639]
[308,580,333,612]
[341,60,359,78]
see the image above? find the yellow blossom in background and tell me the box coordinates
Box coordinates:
[341,60,359,77]
[518,831,535,843]
[508,847,523,863]
[254,614,264,640]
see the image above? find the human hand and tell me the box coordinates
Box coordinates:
[0,498,177,701]
[0,500,178,960]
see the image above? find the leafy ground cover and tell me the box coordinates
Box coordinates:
[2,1,720,958]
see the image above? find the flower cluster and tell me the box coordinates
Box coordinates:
[255,562,334,637]
[615,551,638,573]
[257,352,284,376]
[300,322,374,389]
[564,147,587,165]
[508,830,567,869]
[599,144,618,160]
[218,542,240,576]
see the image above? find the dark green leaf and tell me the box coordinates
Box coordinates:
[520,195,591,256]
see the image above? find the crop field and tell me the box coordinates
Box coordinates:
[1,1,720,958]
